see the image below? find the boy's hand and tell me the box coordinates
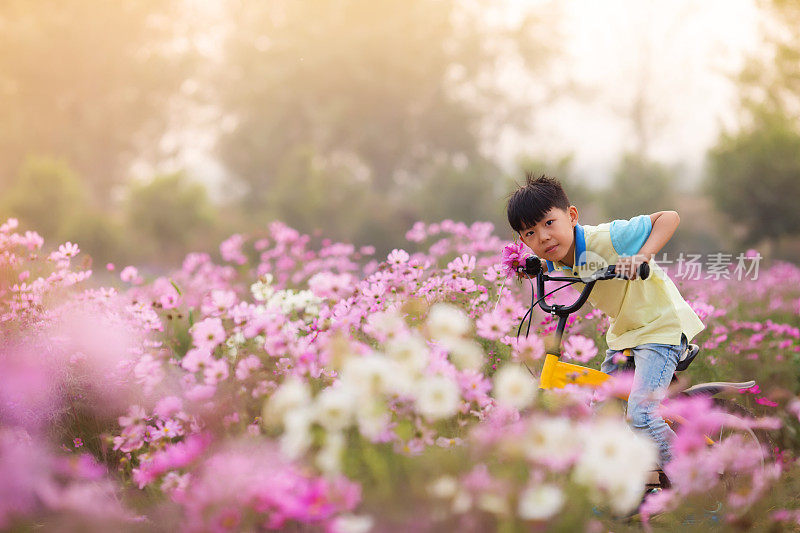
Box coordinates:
[616,254,652,280]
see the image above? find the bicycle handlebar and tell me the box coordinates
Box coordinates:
[516,256,650,316]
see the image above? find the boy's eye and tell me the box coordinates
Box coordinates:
[546,220,553,226]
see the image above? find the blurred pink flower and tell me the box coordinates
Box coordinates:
[475,311,511,341]
[191,318,226,351]
[562,335,597,363]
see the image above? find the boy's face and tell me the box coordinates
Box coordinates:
[518,206,579,264]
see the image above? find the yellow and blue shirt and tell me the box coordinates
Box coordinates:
[546,216,705,350]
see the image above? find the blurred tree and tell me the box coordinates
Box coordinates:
[411,160,499,225]
[263,145,373,241]
[705,0,800,255]
[706,110,800,247]
[601,153,677,221]
[1,156,88,239]
[215,0,560,213]
[0,156,124,263]
[123,173,217,265]
[0,0,188,201]
[737,0,800,123]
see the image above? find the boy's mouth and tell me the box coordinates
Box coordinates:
[544,244,558,254]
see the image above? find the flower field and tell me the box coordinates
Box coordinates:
[2,217,800,532]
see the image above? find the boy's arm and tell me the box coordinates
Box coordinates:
[616,211,680,279]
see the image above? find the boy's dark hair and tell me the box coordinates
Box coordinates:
[506,172,571,233]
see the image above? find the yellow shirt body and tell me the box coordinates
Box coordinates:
[549,221,705,350]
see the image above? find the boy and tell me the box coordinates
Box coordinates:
[506,174,705,471]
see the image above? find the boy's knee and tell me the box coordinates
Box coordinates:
[629,407,656,430]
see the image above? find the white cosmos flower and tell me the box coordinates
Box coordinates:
[517,484,564,521]
[493,364,537,410]
[428,476,459,498]
[427,303,471,341]
[315,386,356,432]
[477,493,509,515]
[250,280,275,302]
[524,416,581,463]
[367,310,405,338]
[340,354,396,399]
[355,400,391,441]
[415,374,461,420]
[330,514,374,533]
[385,333,429,373]
[263,377,311,425]
[316,431,345,475]
[446,338,484,371]
[572,419,657,514]
[279,406,314,460]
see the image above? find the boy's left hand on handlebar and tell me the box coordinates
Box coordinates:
[616,254,651,280]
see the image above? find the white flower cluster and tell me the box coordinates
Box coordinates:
[426,303,483,371]
[251,274,322,318]
[573,418,658,514]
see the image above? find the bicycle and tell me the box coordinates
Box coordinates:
[513,255,766,504]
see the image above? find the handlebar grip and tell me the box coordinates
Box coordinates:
[605,262,650,280]
[639,262,650,280]
[521,255,542,277]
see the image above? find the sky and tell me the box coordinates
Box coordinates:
[170,0,764,195]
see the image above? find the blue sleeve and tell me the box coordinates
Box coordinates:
[610,215,652,256]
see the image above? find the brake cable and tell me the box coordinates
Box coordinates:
[515,276,581,341]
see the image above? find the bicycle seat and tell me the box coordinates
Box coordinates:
[675,343,700,372]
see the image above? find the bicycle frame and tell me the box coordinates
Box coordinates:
[527,266,631,393]
[524,262,715,443]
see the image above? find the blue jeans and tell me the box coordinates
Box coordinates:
[600,334,687,468]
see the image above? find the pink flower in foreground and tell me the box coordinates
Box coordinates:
[511,335,546,362]
[756,397,778,407]
[562,335,597,363]
[500,241,531,280]
[475,311,511,341]
[191,318,226,351]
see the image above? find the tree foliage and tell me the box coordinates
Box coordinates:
[0,0,188,200]
[123,173,217,264]
[215,0,557,211]
[706,111,800,245]
[705,0,800,250]
[601,153,677,221]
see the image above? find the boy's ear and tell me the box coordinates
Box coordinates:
[569,205,579,226]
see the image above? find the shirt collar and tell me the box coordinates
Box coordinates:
[545,223,586,272]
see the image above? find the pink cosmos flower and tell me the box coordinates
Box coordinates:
[220,234,247,265]
[475,311,511,341]
[120,266,143,284]
[235,355,261,381]
[191,318,226,351]
[447,254,476,275]
[154,396,184,419]
[181,348,214,373]
[458,370,491,403]
[511,334,545,362]
[204,359,229,385]
[405,221,427,242]
[386,249,410,266]
[500,241,532,280]
[562,335,597,363]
